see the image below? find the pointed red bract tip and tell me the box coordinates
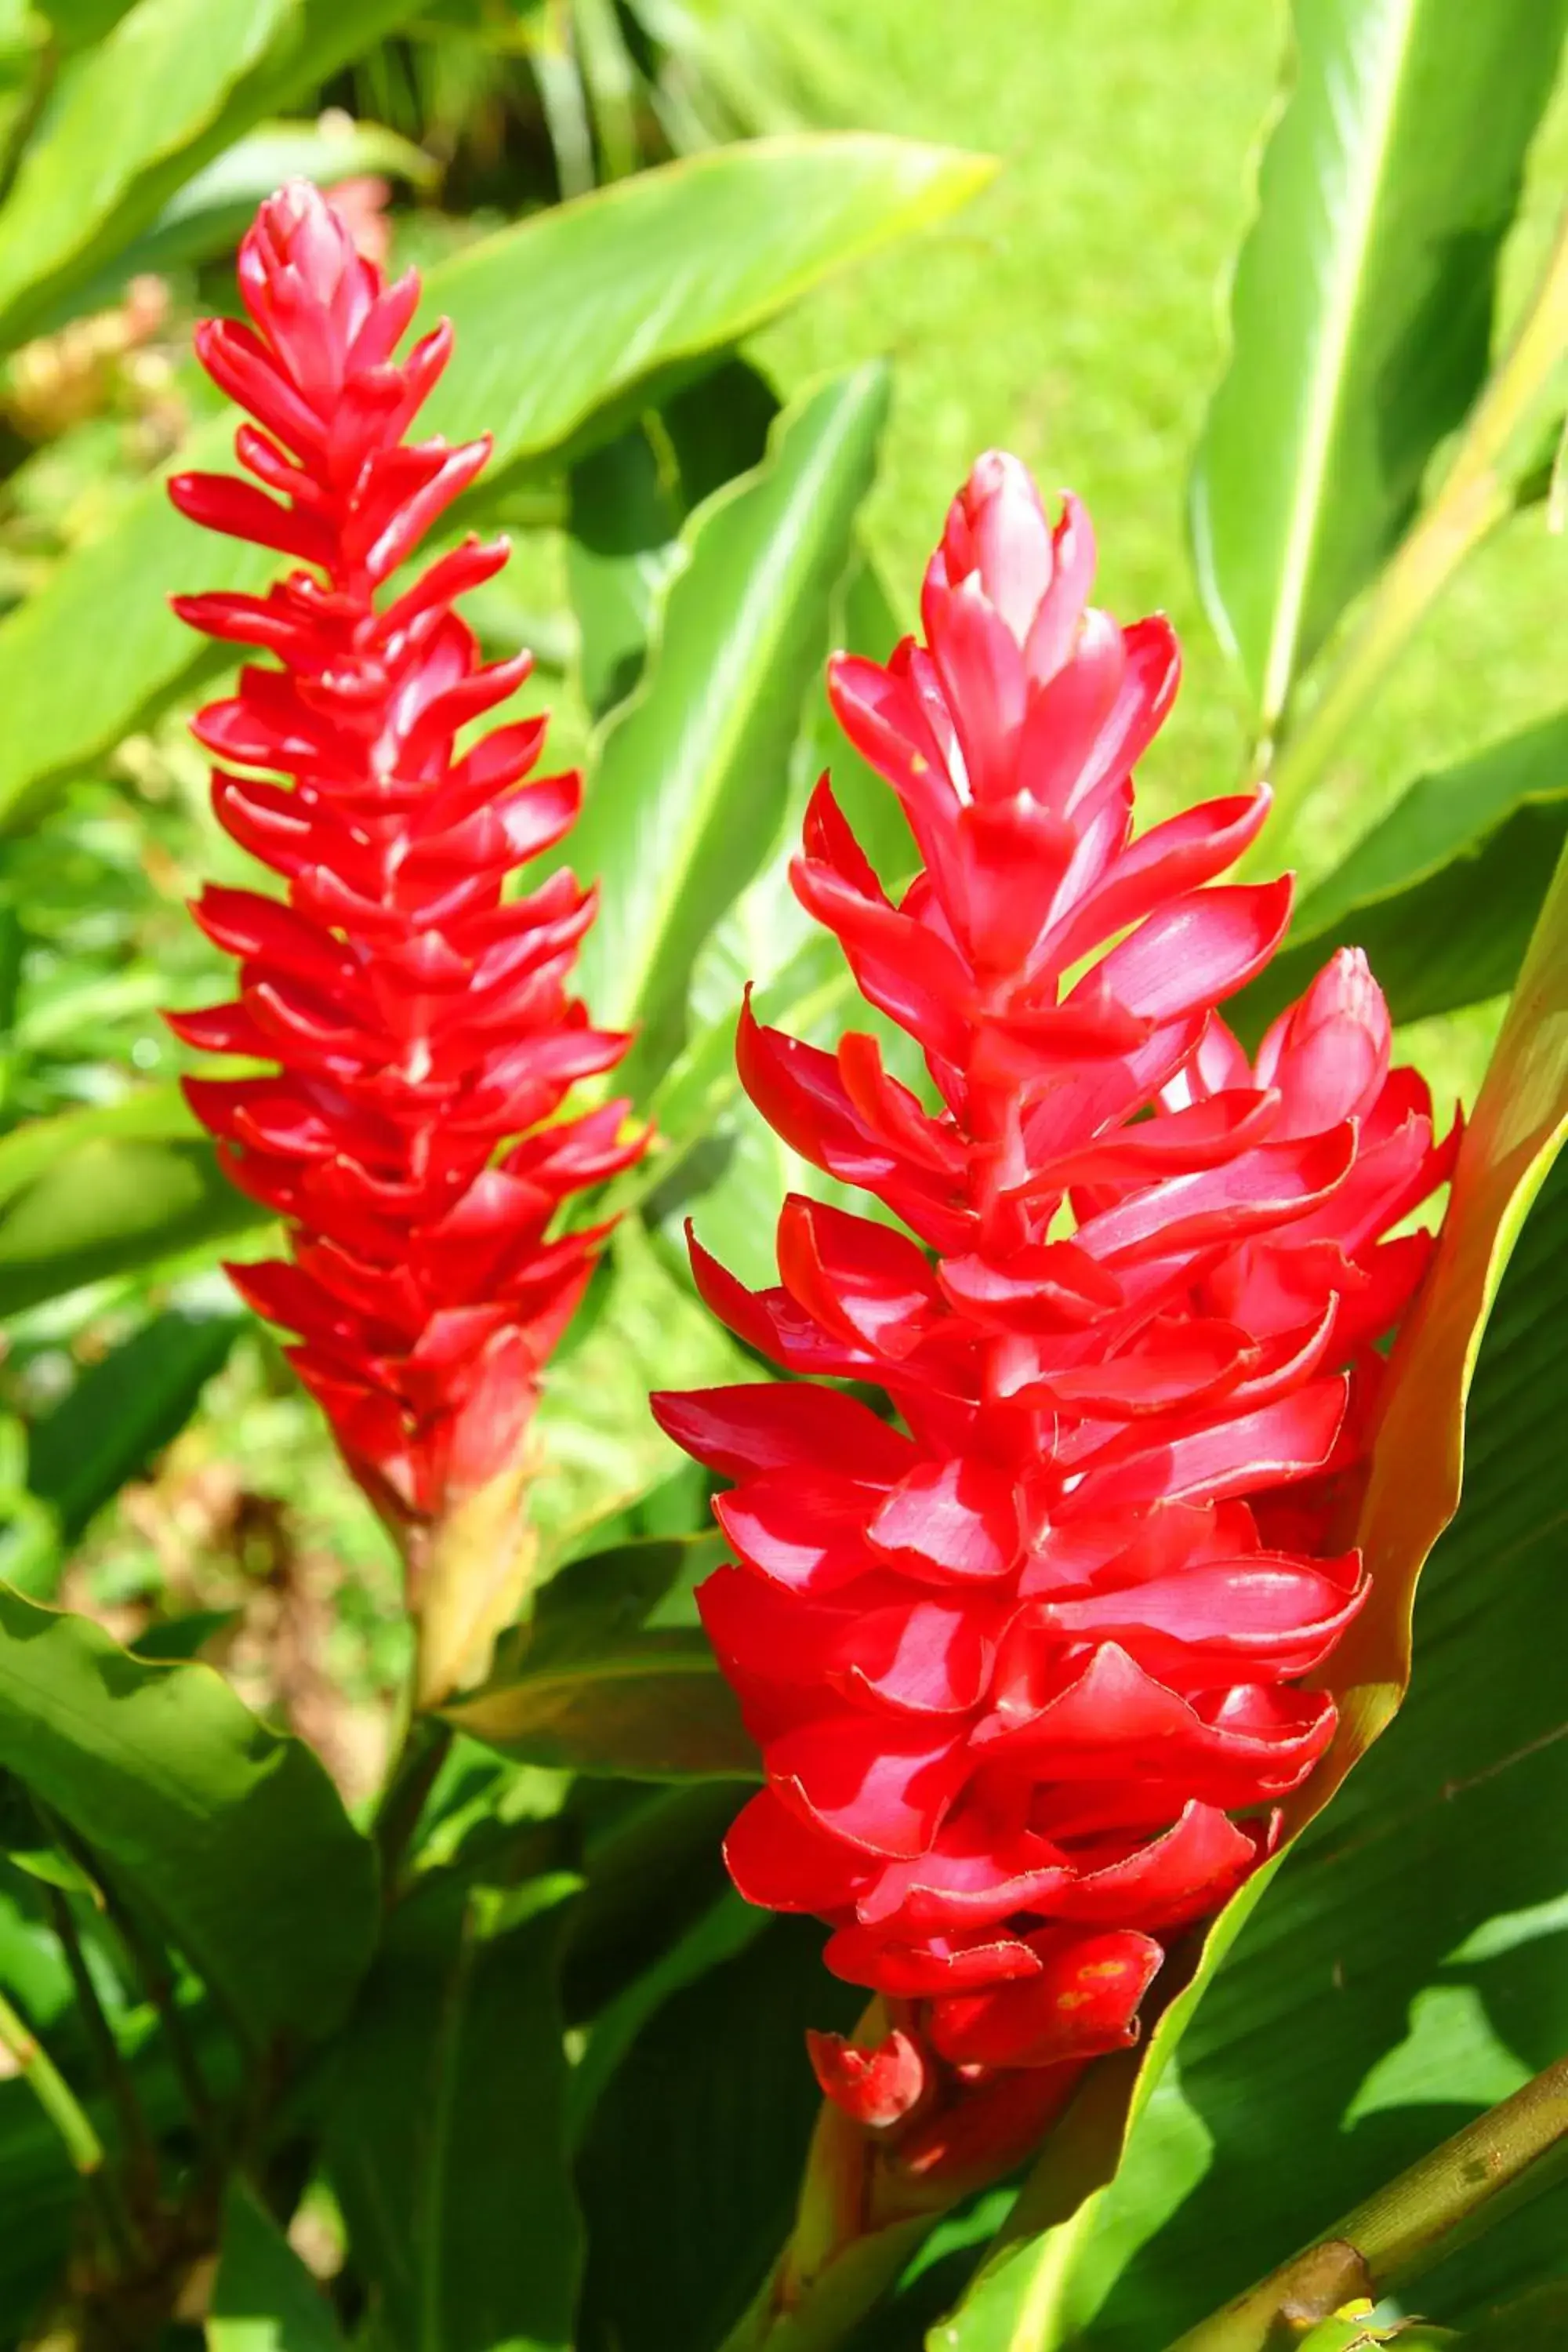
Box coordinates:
[169,182,641,1532]
[660,450,1453,2190]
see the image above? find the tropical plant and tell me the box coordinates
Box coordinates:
[0,3,1564,2350]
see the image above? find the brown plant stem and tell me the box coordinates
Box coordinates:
[1165,2053,1568,2350]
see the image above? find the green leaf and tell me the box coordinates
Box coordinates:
[0,1132,264,1316]
[569,363,890,1092]
[615,540,910,1208]
[6,0,437,341]
[576,1917,861,2352]
[0,1588,376,2045]
[93,113,436,290]
[1191,0,1568,729]
[209,2182,346,2352]
[1460,2284,1568,2348]
[568,423,686,723]
[0,132,988,831]
[566,357,782,721]
[324,1878,582,2352]
[0,1083,196,1207]
[1235,712,1568,1036]
[445,1628,757,1782]
[0,0,296,347]
[5,1304,241,1596]
[527,1533,724,1668]
[568,1889,766,2145]
[34,2,136,43]
[561,1780,741,2027]
[930,847,1568,2347]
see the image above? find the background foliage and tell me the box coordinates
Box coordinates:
[0,1,1566,2348]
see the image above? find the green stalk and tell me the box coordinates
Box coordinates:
[1260,199,1568,871]
[44,1884,162,2216]
[0,1984,141,2265]
[41,1808,222,2151]
[1165,2054,1568,2351]
[372,1712,454,1900]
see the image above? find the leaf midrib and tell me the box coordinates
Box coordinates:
[599,372,882,1036]
[1261,0,1421,725]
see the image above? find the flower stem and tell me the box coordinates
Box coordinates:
[0,1984,143,2267]
[1260,198,1568,873]
[1164,2053,1568,2351]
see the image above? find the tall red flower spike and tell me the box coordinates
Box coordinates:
[652,452,1454,2228]
[168,183,641,1693]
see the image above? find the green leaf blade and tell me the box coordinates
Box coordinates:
[445,1628,759,1782]
[571,361,890,1091]
[0,133,985,829]
[0,1590,377,2045]
[0,0,296,344]
[208,2183,346,2352]
[1191,0,1568,726]
[325,1884,583,2352]
[1235,713,1568,1036]
[0,1132,265,1316]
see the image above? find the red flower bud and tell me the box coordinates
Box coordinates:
[169,183,641,1537]
[654,452,1453,2195]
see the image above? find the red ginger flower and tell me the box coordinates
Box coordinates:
[652,452,1453,2194]
[166,183,640,1574]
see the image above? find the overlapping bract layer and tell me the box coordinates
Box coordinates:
[169,183,638,1533]
[653,452,1451,2180]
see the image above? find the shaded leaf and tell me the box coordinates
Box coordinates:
[208,2181,346,2352]
[1191,0,1568,727]
[577,1917,861,2352]
[568,1888,766,2143]
[561,1779,742,2027]
[566,357,781,720]
[527,1533,724,1669]
[1460,2283,1568,2348]
[445,1628,757,1782]
[0,1997,235,2339]
[0,132,988,829]
[324,1878,582,2352]
[15,1305,241,1592]
[0,1588,376,2045]
[1236,712,1568,1037]
[571,364,890,1093]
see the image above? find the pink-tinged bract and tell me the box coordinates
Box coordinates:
[169,182,641,1544]
[652,450,1454,2200]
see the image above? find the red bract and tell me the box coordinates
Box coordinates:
[168,183,640,1559]
[652,452,1453,2201]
